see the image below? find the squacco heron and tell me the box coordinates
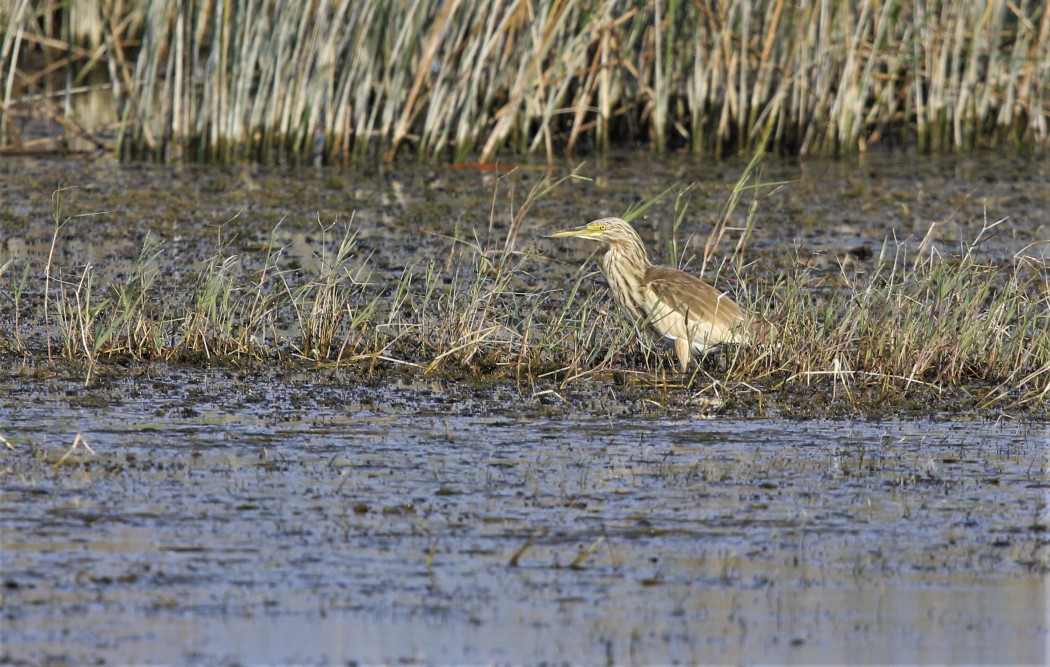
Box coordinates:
[547,217,750,371]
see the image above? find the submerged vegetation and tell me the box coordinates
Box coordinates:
[2,163,1047,414]
[1,0,1048,162]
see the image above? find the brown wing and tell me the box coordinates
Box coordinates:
[643,266,749,338]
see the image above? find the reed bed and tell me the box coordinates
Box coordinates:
[3,176,1047,413]
[2,0,1047,162]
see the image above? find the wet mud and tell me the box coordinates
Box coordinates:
[1,365,1047,663]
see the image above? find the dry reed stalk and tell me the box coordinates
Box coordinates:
[3,2,1049,158]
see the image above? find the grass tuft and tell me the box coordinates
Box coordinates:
[3,172,1046,413]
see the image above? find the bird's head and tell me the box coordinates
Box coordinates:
[545,217,642,248]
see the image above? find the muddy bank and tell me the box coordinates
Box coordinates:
[1,151,1047,413]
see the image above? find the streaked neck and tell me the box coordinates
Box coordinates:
[599,237,652,317]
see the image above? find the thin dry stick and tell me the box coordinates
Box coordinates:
[53,432,96,472]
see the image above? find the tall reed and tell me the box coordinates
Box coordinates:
[3,0,1047,162]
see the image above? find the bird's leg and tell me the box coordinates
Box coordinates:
[673,337,692,372]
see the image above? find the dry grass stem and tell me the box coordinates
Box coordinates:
[3,1,1047,162]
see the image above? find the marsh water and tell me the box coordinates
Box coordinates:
[1,152,1048,663]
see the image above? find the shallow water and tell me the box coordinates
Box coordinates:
[1,367,1047,663]
[1,151,1048,662]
